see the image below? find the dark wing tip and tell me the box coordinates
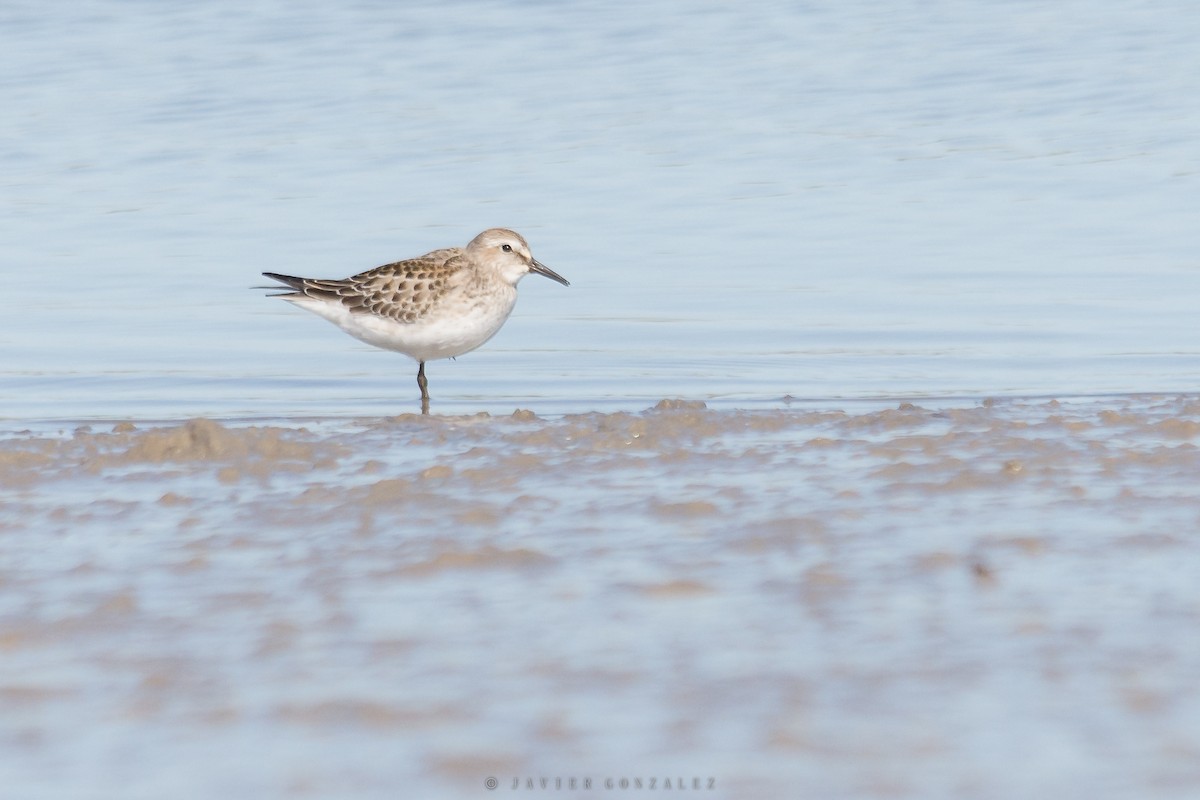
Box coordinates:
[261,272,309,292]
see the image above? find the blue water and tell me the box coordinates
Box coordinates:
[3,0,1198,420]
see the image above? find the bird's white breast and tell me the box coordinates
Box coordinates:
[285,284,519,363]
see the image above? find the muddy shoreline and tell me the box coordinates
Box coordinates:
[3,396,1198,798]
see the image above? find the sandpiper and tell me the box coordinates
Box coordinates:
[263,228,569,413]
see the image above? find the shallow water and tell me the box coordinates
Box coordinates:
[3,396,1200,798]
[3,0,1199,418]
[3,1,1200,798]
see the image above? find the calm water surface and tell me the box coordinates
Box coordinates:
[3,0,1198,419]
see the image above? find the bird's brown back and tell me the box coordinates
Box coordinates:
[298,247,466,324]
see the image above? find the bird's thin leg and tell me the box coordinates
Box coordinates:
[417,361,430,414]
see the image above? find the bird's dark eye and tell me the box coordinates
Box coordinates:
[501,244,513,253]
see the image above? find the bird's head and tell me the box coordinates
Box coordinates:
[468,228,570,287]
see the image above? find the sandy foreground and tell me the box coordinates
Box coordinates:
[1,396,1198,799]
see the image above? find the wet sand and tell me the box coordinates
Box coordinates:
[2,396,1199,798]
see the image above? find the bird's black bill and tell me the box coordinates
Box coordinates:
[530,259,570,286]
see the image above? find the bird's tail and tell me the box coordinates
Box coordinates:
[256,272,307,295]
